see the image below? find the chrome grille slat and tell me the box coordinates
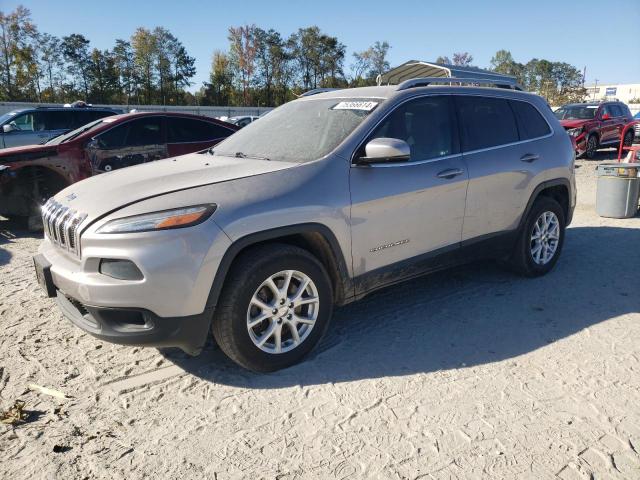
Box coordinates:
[41,199,86,257]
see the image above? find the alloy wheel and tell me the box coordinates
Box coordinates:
[246,270,319,354]
[530,211,560,265]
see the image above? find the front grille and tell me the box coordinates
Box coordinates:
[42,199,87,257]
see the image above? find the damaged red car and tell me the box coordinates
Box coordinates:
[554,101,634,159]
[0,112,238,228]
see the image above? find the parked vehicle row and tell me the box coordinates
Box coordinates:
[0,112,238,229]
[33,80,576,372]
[554,100,635,158]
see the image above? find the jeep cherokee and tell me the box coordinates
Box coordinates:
[34,78,576,372]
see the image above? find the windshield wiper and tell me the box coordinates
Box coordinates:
[214,151,270,161]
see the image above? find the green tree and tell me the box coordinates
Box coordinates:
[61,33,93,100]
[113,39,136,105]
[0,6,37,100]
[228,24,258,106]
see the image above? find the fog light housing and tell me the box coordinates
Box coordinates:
[99,259,144,280]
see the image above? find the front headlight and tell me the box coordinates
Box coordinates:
[97,204,216,234]
[567,127,583,137]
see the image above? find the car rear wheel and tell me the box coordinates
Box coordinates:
[585,135,598,159]
[623,130,634,148]
[509,196,566,277]
[212,243,333,372]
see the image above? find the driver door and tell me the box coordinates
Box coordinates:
[2,112,48,147]
[349,95,468,292]
[86,116,167,173]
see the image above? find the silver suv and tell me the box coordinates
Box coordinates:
[34,78,576,372]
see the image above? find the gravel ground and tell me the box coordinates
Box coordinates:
[1,152,639,479]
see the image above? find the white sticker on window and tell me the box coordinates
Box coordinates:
[332,101,378,111]
[586,106,598,109]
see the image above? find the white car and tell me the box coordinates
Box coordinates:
[227,116,260,128]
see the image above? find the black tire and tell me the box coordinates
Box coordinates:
[509,196,566,277]
[212,243,333,372]
[585,134,598,159]
[622,130,634,148]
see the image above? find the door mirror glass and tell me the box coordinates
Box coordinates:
[2,123,17,133]
[357,137,410,165]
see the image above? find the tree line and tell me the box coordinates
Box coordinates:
[1,5,587,108]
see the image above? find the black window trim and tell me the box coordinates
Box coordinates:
[350,92,554,166]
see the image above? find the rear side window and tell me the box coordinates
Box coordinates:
[96,123,128,149]
[609,104,623,117]
[510,100,551,140]
[167,117,232,143]
[369,95,456,161]
[456,96,519,151]
[43,111,74,130]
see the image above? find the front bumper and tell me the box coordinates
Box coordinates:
[36,216,232,354]
[55,289,212,355]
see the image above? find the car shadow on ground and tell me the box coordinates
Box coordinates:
[0,217,41,266]
[162,225,640,388]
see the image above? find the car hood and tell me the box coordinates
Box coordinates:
[54,152,297,219]
[0,143,57,163]
[559,119,589,129]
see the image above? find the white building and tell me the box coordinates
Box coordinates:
[585,83,640,104]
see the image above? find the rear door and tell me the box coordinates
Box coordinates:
[42,110,74,142]
[86,116,166,173]
[608,104,626,142]
[456,95,551,241]
[166,116,236,156]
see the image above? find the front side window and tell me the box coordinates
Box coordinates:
[510,100,551,140]
[124,117,163,146]
[212,97,381,163]
[367,96,455,161]
[167,117,232,143]
[456,96,519,151]
[11,112,45,132]
[609,104,623,117]
[95,123,128,149]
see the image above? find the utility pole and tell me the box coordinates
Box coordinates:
[594,79,599,100]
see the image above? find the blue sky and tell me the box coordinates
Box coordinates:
[6,0,640,90]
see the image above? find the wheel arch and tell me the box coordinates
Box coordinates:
[205,223,354,310]
[519,178,572,231]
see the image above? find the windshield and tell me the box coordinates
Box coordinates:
[554,106,597,120]
[45,119,106,145]
[212,98,382,162]
[0,111,18,125]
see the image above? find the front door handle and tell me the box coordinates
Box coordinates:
[520,153,539,163]
[436,168,464,179]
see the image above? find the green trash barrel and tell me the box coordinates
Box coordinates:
[596,163,640,218]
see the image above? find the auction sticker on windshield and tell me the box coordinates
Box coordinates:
[332,101,378,111]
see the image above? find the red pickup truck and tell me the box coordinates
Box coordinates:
[554,101,634,158]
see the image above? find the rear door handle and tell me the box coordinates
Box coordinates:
[436,168,464,179]
[520,153,539,163]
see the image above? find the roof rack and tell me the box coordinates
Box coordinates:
[396,77,523,91]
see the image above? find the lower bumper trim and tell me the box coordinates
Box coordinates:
[56,291,212,355]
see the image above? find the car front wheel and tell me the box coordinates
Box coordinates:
[212,243,333,372]
[585,135,598,159]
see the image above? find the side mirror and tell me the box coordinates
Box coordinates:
[356,138,410,165]
[601,114,611,121]
[2,124,17,133]
[86,138,99,149]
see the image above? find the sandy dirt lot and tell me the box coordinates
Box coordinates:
[1,153,639,479]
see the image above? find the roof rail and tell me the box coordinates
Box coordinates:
[299,88,339,97]
[396,77,523,91]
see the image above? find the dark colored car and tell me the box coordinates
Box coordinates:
[0,112,238,228]
[555,101,634,158]
[0,105,121,149]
